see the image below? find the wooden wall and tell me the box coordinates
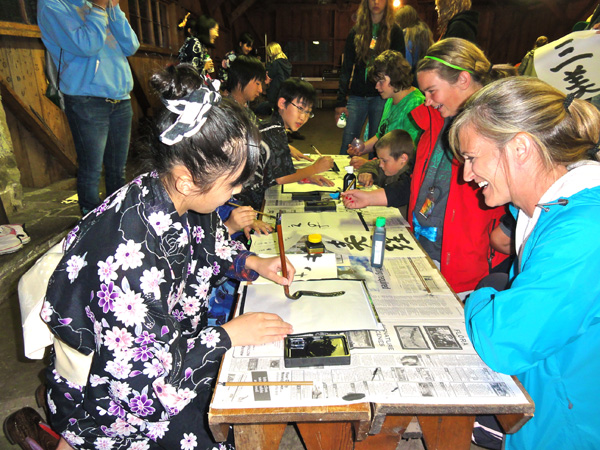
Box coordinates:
[1,0,598,189]
[0,19,181,188]
[0,25,75,188]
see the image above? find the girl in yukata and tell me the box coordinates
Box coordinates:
[178,15,220,76]
[42,63,295,450]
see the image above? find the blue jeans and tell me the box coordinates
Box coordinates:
[64,95,133,214]
[339,95,386,155]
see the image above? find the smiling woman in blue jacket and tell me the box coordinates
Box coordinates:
[38,0,139,215]
[449,76,600,450]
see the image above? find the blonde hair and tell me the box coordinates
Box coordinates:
[404,20,434,64]
[449,77,600,170]
[354,0,395,63]
[266,42,287,61]
[416,38,513,86]
[436,0,471,37]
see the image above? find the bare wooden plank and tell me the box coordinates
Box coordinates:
[20,122,53,188]
[497,412,534,435]
[230,0,257,24]
[129,61,152,117]
[0,77,77,175]
[4,109,33,187]
[297,421,355,450]
[355,415,412,449]
[209,0,227,18]
[419,415,475,450]
[233,423,286,450]
[0,21,40,38]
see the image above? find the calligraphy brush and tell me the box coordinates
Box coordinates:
[227,201,277,219]
[311,144,339,172]
[276,213,345,300]
[276,213,292,300]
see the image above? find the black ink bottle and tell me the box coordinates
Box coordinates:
[343,166,356,191]
[306,234,325,254]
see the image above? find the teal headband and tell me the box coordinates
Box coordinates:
[423,56,474,74]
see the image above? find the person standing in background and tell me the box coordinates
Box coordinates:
[220,32,254,89]
[395,5,434,84]
[335,0,405,155]
[38,0,139,215]
[265,42,292,111]
[436,0,478,43]
[178,14,219,77]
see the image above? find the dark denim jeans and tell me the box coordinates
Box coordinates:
[64,95,133,214]
[339,95,386,155]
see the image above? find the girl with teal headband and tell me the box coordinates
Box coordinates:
[342,37,514,293]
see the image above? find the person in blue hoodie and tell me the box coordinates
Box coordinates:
[38,0,139,215]
[449,76,600,450]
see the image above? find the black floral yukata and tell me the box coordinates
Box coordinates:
[178,37,210,76]
[42,172,258,449]
[235,113,296,210]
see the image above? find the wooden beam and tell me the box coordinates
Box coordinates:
[537,0,564,21]
[0,21,40,38]
[0,77,77,176]
[129,62,152,117]
[210,0,227,18]
[230,0,257,24]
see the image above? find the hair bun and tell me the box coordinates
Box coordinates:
[150,64,203,100]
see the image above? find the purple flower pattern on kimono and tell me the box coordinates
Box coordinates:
[43,172,257,449]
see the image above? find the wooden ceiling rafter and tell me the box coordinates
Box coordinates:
[533,0,565,20]
[210,0,227,18]
[230,0,258,23]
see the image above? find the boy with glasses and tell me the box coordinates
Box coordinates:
[236,78,335,210]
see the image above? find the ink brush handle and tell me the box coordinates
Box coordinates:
[276,217,291,298]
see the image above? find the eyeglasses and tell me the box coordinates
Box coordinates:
[290,102,314,119]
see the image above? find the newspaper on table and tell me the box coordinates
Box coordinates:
[211,185,529,410]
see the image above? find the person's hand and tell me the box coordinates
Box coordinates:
[341,190,371,209]
[204,59,214,73]
[224,206,256,234]
[290,146,313,161]
[307,175,335,187]
[243,219,273,239]
[311,156,334,173]
[350,156,368,169]
[222,312,293,346]
[358,173,374,187]
[335,106,348,123]
[593,22,600,33]
[347,143,368,157]
[246,255,295,286]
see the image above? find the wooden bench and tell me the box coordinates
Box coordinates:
[305,78,339,108]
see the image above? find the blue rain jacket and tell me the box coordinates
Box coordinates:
[38,0,139,100]
[465,162,600,450]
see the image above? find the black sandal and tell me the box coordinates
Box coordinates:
[3,407,59,450]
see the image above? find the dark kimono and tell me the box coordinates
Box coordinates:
[43,172,257,449]
[178,37,210,76]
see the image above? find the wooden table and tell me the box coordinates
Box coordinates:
[209,389,533,450]
[209,170,534,449]
[304,77,339,108]
[209,403,372,450]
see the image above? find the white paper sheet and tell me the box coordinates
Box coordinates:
[253,253,338,283]
[241,279,381,334]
